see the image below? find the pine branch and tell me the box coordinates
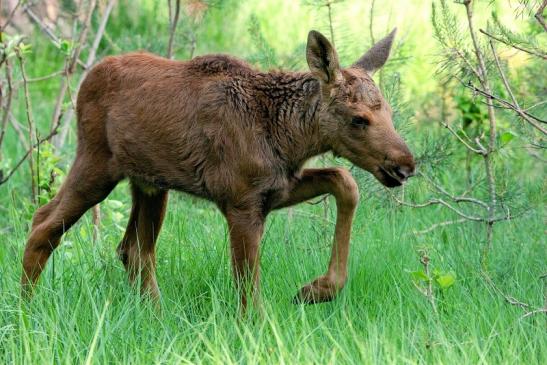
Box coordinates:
[464,82,547,132]
[534,0,547,32]
[479,29,547,60]
[488,40,547,135]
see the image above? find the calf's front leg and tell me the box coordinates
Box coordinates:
[273,168,359,303]
[224,206,264,311]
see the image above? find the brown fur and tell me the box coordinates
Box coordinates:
[21,30,414,308]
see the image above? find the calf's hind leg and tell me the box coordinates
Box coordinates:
[272,168,359,304]
[117,184,168,301]
[21,156,118,297]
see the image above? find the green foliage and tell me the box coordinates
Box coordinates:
[58,39,74,57]
[432,0,464,50]
[0,34,26,59]
[0,185,545,363]
[247,14,279,69]
[453,93,488,129]
[411,267,456,291]
[35,141,65,206]
[490,11,546,55]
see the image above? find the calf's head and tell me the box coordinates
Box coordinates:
[307,29,415,187]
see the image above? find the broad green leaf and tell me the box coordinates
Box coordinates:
[436,273,456,289]
[411,270,430,282]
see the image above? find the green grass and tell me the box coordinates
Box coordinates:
[0,179,545,364]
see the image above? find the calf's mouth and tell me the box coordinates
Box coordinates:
[378,166,404,188]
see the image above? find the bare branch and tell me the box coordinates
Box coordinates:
[413,218,468,235]
[387,189,486,222]
[68,0,98,74]
[452,47,482,81]
[524,100,547,112]
[521,308,547,319]
[326,0,335,47]
[420,253,438,315]
[0,58,14,151]
[418,171,489,208]
[9,113,29,150]
[439,119,486,154]
[0,124,61,186]
[24,70,64,83]
[482,271,546,319]
[167,0,181,59]
[188,31,196,59]
[15,44,37,202]
[482,272,530,308]
[0,0,22,31]
[50,77,69,134]
[387,186,518,223]
[55,0,115,148]
[369,0,376,45]
[86,0,116,69]
[23,6,87,69]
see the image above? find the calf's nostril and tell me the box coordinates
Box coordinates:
[393,166,412,180]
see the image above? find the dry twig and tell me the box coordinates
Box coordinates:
[53,0,98,135]
[9,113,29,150]
[0,0,22,32]
[413,218,468,235]
[0,58,14,152]
[15,45,37,201]
[0,125,61,186]
[23,6,87,69]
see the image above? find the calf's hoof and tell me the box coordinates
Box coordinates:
[292,276,343,304]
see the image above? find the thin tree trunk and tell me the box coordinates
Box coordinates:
[166,0,181,59]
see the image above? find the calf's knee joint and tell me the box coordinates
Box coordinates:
[332,168,359,208]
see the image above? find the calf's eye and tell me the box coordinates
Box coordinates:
[351,116,369,127]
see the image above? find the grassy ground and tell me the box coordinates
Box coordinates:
[0,177,545,364]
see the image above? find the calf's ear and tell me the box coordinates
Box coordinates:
[353,28,397,75]
[306,30,340,84]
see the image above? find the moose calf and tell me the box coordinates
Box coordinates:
[22,29,414,308]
